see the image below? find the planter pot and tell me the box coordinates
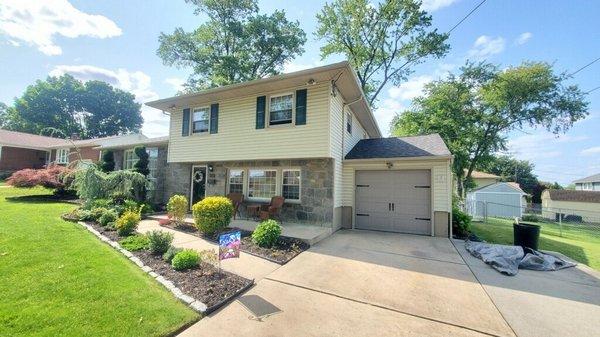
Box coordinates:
[513,222,541,251]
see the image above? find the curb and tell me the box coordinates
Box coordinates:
[77,221,210,313]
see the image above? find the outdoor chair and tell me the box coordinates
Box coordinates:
[226,192,244,220]
[259,196,285,222]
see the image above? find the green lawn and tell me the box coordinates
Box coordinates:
[0,186,199,337]
[471,217,600,270]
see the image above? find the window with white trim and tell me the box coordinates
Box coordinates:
[192,107,210,133]
[123,149,138,170]
[56,148,69,164]
[269,93,293,125]
[228,170,244,194]
[147,147,159,190]
[248,169,277,199]
[346,111,352,134]
[282,169,300,201]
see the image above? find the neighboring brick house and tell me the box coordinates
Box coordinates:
[146,61,454,237]
[0,128,146,177]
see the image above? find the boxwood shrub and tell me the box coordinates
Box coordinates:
[147,230,174,255]
[171,249,200,271]
[115,209,140,236]
[252,219,282,248]
[192,196,233,235]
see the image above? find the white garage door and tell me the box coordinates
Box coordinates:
[355,170,431,235]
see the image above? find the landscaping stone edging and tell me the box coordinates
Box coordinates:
[76,221,211,313]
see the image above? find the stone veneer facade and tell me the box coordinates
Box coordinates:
[162,158,335,227]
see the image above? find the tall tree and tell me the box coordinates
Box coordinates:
[477,155,539,196]
[391,61,589,197]
[157,0,306,91]
[315,0,449,106]
[3,74,142,138]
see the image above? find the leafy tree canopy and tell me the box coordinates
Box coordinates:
[3,74,142,138]
[391,61,589,197]
[157,0,306,92]
[316,0,449,106]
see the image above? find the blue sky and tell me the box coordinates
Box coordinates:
[0,0,598,185]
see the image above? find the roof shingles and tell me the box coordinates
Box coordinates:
[546,189,600,204]
[345,134,451,160]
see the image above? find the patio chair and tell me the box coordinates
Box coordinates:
[226,192,244,220]
[259,196,285,222]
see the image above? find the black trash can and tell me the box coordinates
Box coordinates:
[513,222,541,251]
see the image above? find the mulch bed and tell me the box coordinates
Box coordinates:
[134,250,252,308]
[160,221,309,264]
[85,221,253,309]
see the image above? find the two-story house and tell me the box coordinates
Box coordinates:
[574,173,600,191]
[146,61,453,237]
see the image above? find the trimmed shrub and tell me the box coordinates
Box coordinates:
[167,195,188,225]
[252,219,282,248]
[98,209,118,227]
[90,207,109,221]
[6,165,73,189]
[452,206,472,237]
[147,230,174,255]
[192,196,233,235]
[115,209,141,236]
[521,214,540,222]
[162,246,183,263]
[100,150,115,172]
[171,249,200,271]
[119,234,149,251]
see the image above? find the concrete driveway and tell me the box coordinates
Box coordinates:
[180,230,600,337]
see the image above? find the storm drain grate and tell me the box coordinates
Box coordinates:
[237,295,282,321]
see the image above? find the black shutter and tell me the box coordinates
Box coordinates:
[256,96,266,129]
[295,89,307,125]
[182,108,190,136]
[210,103,219,134]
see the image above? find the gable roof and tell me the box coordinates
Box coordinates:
[469,170,500,179]
[470,182,526,194]
[345,134,451,160]
[145,61,382,138]
[544,189,600,204]
[573,173,600,184]
[0,129,70,150]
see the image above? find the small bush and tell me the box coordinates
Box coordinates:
[192,196,233,235]
[167,195,188,225]
[162,246,183,262]
[147,230,174,255]
[90,199,112,209]
[119,234,149,251]
[90,207,109,221]
[452,206,472,237]
[521,214,540,222]
[115,209,141,236]
[171,249,200,271]
[98,209,118,227]
[7,165,72,189]
[252,219,282,247]
[66,208,93,221]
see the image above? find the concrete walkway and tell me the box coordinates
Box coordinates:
[138,220,279,280]
[177,230,600,337]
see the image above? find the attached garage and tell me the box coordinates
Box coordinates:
[342,135,453,237]
[355,170,431,235]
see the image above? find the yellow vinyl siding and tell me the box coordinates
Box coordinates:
[168,83,331,163]
[341,159,452,213]
[343,106,367,155]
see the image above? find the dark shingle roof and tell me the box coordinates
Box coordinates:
[345,134,451,160]
[546,189,600,204]
[573,173,600,184]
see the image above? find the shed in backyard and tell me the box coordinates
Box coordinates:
[466,182,527,219]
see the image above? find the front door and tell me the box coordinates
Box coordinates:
[191,166,207,207]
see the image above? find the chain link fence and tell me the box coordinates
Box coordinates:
[465,200,600,238]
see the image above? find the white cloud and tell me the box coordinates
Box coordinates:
[283,60,325,74]
[515,32,532,45]
[0,0,121,56]
[421,0,459,12]
[165,77,185,93]
[49,65,169,137]
[581,146,600,156]
[373,98,407,136]
[507,133,588,160]
[388,75,433,101]
[468,35,505,59]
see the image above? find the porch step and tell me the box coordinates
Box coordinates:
[146,214,332,246]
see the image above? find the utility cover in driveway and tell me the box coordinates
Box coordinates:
[355,170,431,235]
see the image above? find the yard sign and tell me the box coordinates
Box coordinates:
[219,231,241,261]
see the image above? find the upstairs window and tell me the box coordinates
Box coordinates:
[56,148,69,164]
[269,94,293,126]
[346,111,352,134]
[228,170,244,194]
[192,107,210,133]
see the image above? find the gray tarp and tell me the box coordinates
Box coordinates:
[465,240,576,276]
